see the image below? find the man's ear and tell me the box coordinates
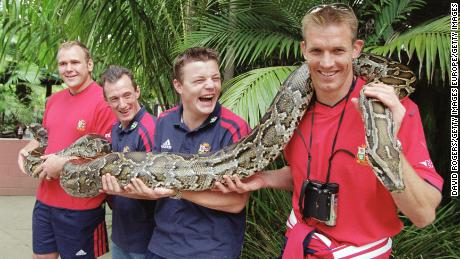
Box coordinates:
[87,58,94,72]
[352,40,364,59]
[300,41,308,60]
[173,79,183,95]
[135,86,141,99]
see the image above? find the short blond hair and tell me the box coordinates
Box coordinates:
[301,4,358,42]
[57,41,92,62]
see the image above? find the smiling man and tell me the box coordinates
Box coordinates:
[217,4,443,258]
[100,65,156,259]
[17,41,115,259]
[108,47,250,259]
[146,47,250,259]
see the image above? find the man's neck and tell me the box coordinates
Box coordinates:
[69,79,94,95]
[182,110,207,131]
[120,106,142,130]
[315,76,354,106]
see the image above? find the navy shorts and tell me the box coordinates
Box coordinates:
[145,251,167,259]
[32,200,109,258]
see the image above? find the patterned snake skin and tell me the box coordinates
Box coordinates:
[24,53,415,197]
[23,124,112,178]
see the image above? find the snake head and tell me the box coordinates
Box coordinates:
[28,123,48,148]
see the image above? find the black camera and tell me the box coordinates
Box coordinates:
[299,180,339,226]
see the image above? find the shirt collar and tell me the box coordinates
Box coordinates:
[116,106,146,133]
[172,102,221,132]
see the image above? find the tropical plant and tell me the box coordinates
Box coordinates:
[181,0,450,121]
[392,199,460,258]
[2,0,199,110]
[0,38,47,133]
[0,83,46,134]
[0,0,454,257]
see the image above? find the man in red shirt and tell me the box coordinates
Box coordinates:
[17,41,115,259]
[217,4,443,258]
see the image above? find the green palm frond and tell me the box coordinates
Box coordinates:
[220,66,297,127]
[184,12,300,69]
[180,0,325,70]
[366,15,450,83]
[370,0,425,43]
[50,0,185,107]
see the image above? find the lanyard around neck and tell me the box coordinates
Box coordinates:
[296,78,356,183]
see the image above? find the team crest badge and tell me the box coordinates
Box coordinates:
[77,119,86,131]
[356,144,369,165]
[198,143,211,154]
[130,121,138,130]
[123,146,131,152]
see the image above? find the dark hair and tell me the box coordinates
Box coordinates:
[173,47,220,82]
[101,65,138,98]
[57,41,92,62]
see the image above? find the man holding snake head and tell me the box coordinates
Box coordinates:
[217,3,443,258]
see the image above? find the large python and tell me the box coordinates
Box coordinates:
[24,53,415,198]
[23,124,112,178]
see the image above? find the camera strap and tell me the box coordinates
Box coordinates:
[295,77,356,183]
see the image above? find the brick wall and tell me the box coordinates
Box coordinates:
[0,139,39,195]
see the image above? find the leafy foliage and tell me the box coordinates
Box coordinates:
[367,15,451,82]
[392,199,460,258]
[242,188,291,258]
[220,66,297,127]
[0,83,46,133]
[360,0,426,45]
[0,0,455,258]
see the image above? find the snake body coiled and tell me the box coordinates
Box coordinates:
[23,124,111,178]
[24,53,415,198]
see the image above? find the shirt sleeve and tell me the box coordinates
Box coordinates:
[137,129,150,152]
[224,120,251,147]
[152,118,163,152]
[92,100,116,140]
[398,98,443,192]
[137,114,156,152]
[137,141,147,152]
[42,97,51,128]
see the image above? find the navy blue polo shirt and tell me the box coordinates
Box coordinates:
[110,107,156,253]
[148,103,250,259]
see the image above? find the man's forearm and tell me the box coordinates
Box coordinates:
[391,156,442,227]
[261,166,293,191]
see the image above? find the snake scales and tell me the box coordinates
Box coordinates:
[24,52,415,198]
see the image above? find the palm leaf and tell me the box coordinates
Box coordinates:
[242,188,291,258]
[220,66,297,127]
[366,15,451,83]
[374,0,425,41]
[179,0,325,71]
[183,12,300,69]
[48,0,185,107]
